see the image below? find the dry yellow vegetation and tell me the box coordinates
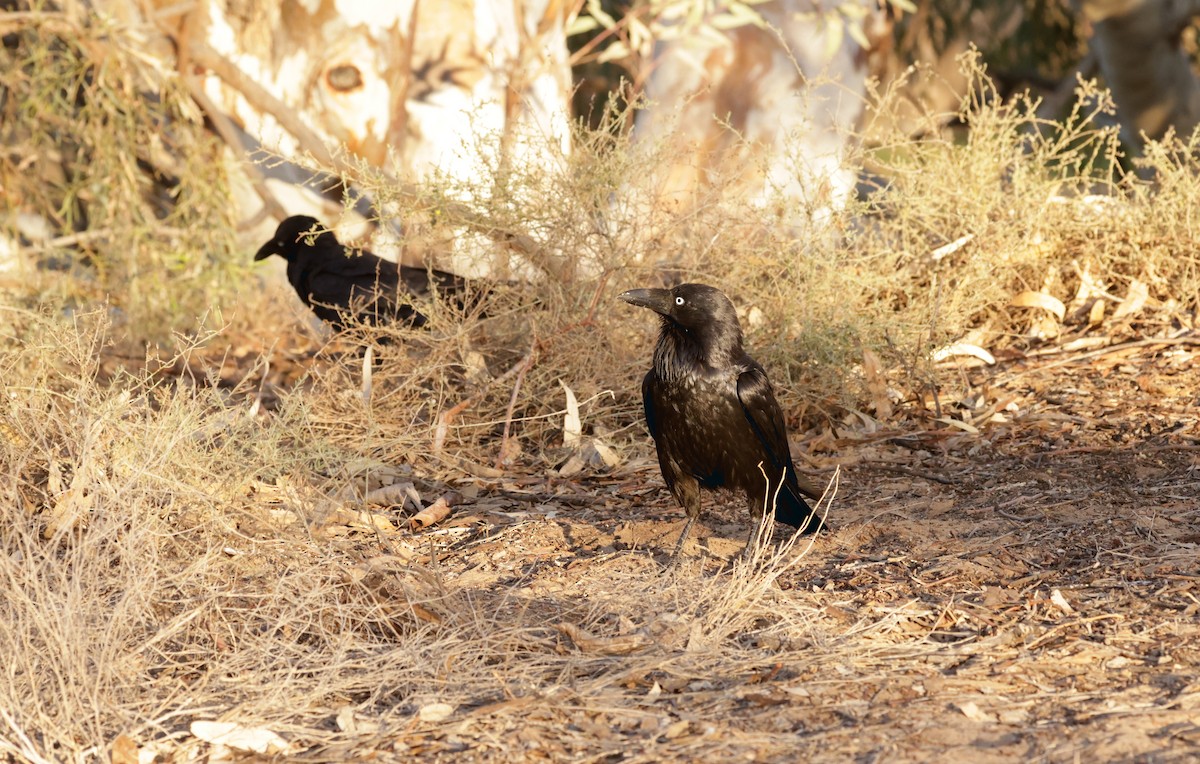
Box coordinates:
[3,18,1200,763]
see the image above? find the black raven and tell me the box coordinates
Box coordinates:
[620,283,822,559]
[255,215,475,332]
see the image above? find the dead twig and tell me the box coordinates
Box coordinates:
[496,338,539,469]
[995,333,1200,384]
[433,345,537,454]
[851,461,957,486]
[181,75,288,222]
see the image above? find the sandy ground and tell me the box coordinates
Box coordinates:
[243,330,1200,763]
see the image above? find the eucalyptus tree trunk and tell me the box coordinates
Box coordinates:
[1081,0,1200,149]
[631,0,885,238]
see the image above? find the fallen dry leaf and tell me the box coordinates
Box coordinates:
[409,494,457,530]
[932,342,996,365]
[417,703,455,722]
[1010,290,1065,321]
[561,380,582,448]
[957,701,996,723]
[1049,588,1074,615]
[110,733,138,764]
[190,720,291,755]
[555,622,651,655]
[1112,278,1149,319]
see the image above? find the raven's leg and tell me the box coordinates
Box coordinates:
[668,477,702,562]
[669,515,696,562]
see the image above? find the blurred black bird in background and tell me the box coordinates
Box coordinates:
[620,283,823,560]
[254,215,477,333]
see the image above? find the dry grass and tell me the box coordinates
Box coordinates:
[4,15,1200,763]
[0,312,844,759]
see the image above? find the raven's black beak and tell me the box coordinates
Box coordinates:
[619,288,673,316]
[254,241,280,261]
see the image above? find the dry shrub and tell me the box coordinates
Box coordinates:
[307,51,1192,470]
[229,50,1200,491]
[856,51,1200,366]
[0,9,246,340]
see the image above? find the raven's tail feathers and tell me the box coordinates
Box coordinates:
[771,478,822,534]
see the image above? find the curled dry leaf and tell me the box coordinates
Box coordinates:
[190,721,291,755]
[1049,588,1074,615]
[363,481,420,508]
[1010,291,1065,321]
[558,454,586,478]
[590,439,621,468]
[559,439,622,477]
[361,344,373,405]
[931,342,995,365]
[417,703,455,722]
[1112,278,1149,319]
[957,701,996,723]
[323,506,398,533]
[554,622,651,655]
[409,493,458,530]
[1070,259,1108,311]
[561,380,582,447]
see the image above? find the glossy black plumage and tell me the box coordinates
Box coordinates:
[255,215,474,332]
[620,283,822,558]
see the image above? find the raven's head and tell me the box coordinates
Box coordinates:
[620,283,740,329]
[620,283,744,362]
[254,215,329,262]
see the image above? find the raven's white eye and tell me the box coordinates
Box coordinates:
[675,296,685,306]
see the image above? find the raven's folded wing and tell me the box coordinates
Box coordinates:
[736,365,821,501]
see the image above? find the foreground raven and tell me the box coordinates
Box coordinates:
[255,215,475,332]
[621,283,822,559]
